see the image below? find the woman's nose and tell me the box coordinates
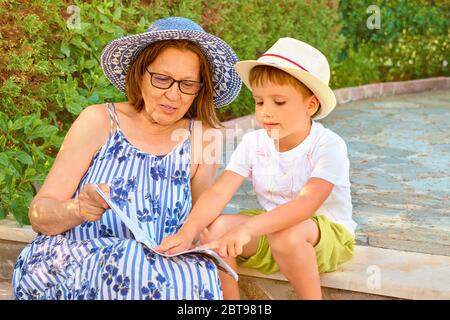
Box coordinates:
[164,83,182,100]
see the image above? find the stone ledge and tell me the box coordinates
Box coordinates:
[1,220,449,300]
[332,77,450,104]
[0,281,12,300]
[238,245,450,300]
[0,216,36,244]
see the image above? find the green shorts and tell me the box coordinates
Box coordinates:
[236,209,355,274]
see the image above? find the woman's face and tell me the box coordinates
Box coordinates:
[141,47,201,126]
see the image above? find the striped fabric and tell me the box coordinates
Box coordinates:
[12,103,222,300]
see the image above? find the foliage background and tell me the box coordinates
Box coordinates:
[0,0,449,224]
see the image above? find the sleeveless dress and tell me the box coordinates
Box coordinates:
[12,103,223,300]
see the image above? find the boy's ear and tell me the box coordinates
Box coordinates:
[307,95,320,116]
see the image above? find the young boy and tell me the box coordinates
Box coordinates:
[156,37,357,300]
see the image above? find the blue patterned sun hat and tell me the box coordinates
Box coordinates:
[101,17,242,108]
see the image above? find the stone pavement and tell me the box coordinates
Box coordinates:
[221,90,450,257]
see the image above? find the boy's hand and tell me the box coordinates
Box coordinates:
[202,225,252,258]
[155,227,196,255]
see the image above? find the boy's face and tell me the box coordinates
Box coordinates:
[252,81,319,149]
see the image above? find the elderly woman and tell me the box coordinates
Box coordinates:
[12,17,241,300]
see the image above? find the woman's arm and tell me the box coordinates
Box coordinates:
[29,104,110,235]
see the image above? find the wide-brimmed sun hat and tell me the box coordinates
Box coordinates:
[101,17,242,108]
[234,37,336,119]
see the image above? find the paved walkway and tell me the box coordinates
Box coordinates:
[221,90,450,256]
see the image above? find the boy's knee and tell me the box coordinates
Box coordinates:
[199,215,232,244]
[268,227,308,256]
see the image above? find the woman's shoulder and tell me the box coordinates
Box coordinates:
[78,103,110,120]
[69,103,113,145]
[76,104,111,131]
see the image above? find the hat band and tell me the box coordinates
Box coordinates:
[261,53,309,72]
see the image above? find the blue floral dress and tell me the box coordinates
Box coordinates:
[12,103,222,300]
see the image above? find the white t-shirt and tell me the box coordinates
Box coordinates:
[225,121,357,236]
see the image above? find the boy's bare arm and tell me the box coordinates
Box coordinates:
[183,169,245,236]
[245,177,334,237]
[155,170,245,253]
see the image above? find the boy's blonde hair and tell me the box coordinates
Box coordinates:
[249,65,313,98]
[249,65,321,117]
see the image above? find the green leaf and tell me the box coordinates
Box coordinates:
[11,115,35,131]
[94,87,120,99]
[11,203,30,226]
[0,206,5,220]
[84,60,97,69]
[87,92,100,103]
[15,152,33,165]
[99,23,125,36]
[30,125,58,138]
[0,112,8,130]
[99,14,111,24]
[28,144,46,160]
[0,135,6,149]
[113,6,122,21]
[0,153,20,175]
[0,153,10,168]
[60,42,71,58]
[66,102,83,115]
[70,37,91,51]
[24,167,37,178]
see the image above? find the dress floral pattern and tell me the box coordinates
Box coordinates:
[12,103,222,300]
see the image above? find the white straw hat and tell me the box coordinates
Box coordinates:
[235,37,336,119]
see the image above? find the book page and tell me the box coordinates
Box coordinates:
[95,185,238,281]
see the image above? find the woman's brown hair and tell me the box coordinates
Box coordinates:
[125,40,221,128]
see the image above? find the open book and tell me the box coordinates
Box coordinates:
[95,185,238,282]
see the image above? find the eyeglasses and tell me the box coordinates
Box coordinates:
[146,69,203,95]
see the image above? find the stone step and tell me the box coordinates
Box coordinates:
[238,276,396,300]
[2,216,449,300]
[238,245,450,300]
[0,281,12,300]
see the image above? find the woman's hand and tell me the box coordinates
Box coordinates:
[202,225,253,258]
[76,183,110,222]
[155,225,197,255]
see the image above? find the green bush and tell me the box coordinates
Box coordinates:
[0,111,62,225]
[0,0,448,225]
[203,0,344,119]
[336,0,449,87]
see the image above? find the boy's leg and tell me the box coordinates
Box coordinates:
[267,219,322,300]
[199,214,260,300]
